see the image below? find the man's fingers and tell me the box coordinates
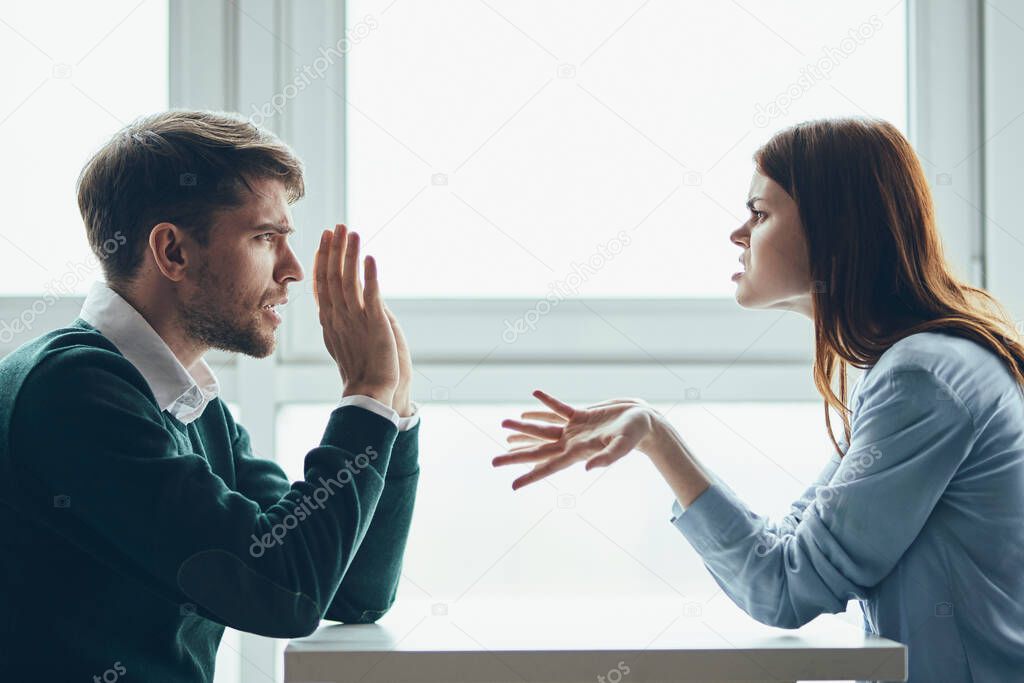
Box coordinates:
[520,410,567,424]
[313,230,332,312]
[342,230,363,308]
[328,224,348,311]
[363,254,382,311]
[384,305,410,351]
[501,418,562,440]
[532,390,575,419]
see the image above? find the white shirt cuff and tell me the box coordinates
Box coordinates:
[397,401,421,431]
[336,396,420,431]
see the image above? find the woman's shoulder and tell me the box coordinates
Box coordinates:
[855,329,1017,413]
[878,329,1004,374]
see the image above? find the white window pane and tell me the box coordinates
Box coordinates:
[0,1,168,296]
[347,0,906,298]
[276,401,851,608]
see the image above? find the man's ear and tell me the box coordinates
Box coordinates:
[148,222,191,282]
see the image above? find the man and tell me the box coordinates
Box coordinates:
[0,110,419,681]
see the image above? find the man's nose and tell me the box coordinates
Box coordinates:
[278,245,304,283]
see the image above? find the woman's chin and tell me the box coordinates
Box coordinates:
[732,276,754,307]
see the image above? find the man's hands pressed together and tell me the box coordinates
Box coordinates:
[385,304,414,418]
[313,224,412,411]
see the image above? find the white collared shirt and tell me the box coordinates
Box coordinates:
[78,281,419,430]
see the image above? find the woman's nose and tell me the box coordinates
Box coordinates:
[730,224,749,248]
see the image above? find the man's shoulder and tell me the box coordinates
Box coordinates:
[0,319,149,410]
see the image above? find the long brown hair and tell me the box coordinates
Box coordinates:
[755,118,1024,457]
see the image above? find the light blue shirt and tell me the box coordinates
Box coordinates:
[671,331,1024,682]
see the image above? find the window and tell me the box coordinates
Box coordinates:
[345,0,906,298]
[0,0,168,296]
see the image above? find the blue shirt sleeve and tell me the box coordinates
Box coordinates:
[670,367,977,628]
[671,448,843,535]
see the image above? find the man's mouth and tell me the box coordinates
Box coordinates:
[260,297,288,312]
[260,299,286,325]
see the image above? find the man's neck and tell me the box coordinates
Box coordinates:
[111,281,207,371]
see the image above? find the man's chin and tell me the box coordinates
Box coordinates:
[204,324,277,359]
[245,330,277,359]
[245,339,276,359]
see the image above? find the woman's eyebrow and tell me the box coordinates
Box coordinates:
[746,196,762,211]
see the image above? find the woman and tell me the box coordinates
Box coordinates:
[493,118,1024,682]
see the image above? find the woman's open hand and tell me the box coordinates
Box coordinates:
[492,390,658,490]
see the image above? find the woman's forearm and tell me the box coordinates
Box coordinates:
[640,415,713,508]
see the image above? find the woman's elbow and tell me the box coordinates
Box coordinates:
[744,599,814,630]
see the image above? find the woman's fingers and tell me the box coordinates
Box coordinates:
[492,440,563,467]
[506,433,541,445]
[512,452,577,490]
[532,389,576,419]
[501,418,562,440]
[506,435,544,451]
[586,398,646,409]
[520,410,567,424]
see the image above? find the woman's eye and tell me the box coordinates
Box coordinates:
[751,210,765,223]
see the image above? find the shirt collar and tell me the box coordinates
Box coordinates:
[78,280,220,425]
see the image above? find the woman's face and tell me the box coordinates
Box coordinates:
[729,170,814,317]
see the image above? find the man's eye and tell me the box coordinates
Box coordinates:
[259,232,276,242]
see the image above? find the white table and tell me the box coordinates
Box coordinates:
[285,597,906,682]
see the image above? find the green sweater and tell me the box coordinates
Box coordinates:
[0,318,419,681]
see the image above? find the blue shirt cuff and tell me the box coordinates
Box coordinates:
[669,483,756,555]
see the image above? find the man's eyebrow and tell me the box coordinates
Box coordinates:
[254,223,296,235]
[746,196,762,211]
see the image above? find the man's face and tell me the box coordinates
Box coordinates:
[179,177,303,358]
